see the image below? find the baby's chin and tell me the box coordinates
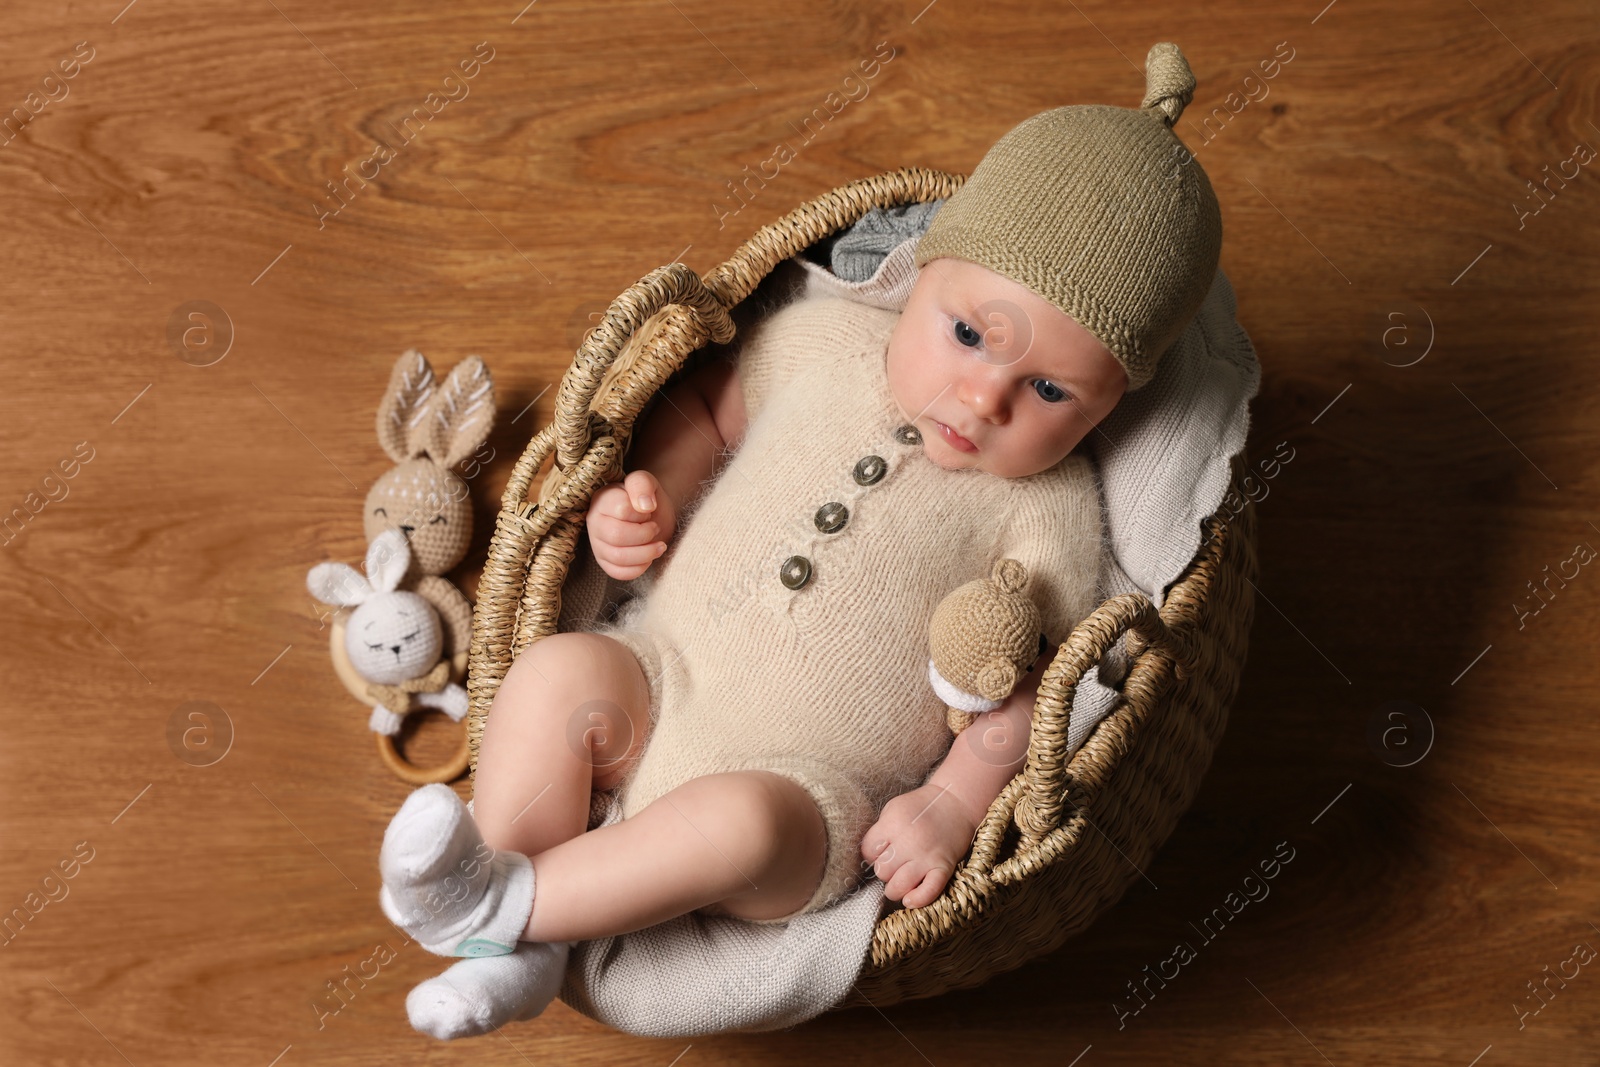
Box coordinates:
[925,445,979,472]
[924,435,1066,478]
[923,431,1000,474]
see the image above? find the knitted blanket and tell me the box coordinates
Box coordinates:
[547,205,1260,1037]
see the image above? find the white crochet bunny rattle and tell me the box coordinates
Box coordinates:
[307,527,471,782]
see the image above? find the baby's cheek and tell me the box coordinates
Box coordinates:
[883,332,931,410]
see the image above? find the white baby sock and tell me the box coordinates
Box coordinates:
[379,783,536,958]
[405,939,573,1040]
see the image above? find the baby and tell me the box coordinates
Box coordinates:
[378,41,1221,1039]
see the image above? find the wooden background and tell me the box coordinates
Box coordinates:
[2,0,1596,1063]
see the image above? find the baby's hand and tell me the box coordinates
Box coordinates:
[588,469,678,581]
[859,781,981,909]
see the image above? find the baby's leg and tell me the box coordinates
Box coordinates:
[522,769,829,943]
[382,769,826,1038]
[382,768,827,947]
[472,631,652,858]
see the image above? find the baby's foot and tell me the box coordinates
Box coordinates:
[405,940,573,1040]
[379,783,535,958]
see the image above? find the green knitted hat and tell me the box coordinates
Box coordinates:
[914,42,1222,392]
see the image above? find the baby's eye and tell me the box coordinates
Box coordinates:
[1033,379,1071,403]
[402,630,419,641]
[372,506,387,517]
[952,318,982,348]
[366,642,384,651]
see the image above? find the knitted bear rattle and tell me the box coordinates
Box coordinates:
[927,558,1047,734]
[307,528,472,783]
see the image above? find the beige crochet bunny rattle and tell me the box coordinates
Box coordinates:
[927,559,1047,734]
[324,349,494,782]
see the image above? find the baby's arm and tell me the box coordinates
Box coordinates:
[588,356,748,580]
[860,640,1055,909]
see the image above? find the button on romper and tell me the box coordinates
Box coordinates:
[591,295,1107,920]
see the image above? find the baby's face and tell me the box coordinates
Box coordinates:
[885,257,1128,478]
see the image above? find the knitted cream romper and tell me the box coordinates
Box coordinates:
[592,295,1106,920]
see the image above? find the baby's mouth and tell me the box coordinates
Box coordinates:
[933,419,979,453]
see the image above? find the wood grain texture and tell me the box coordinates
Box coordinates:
[2,0,1597,1062]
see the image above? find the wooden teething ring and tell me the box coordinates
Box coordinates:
[374,721,471,785]
[329,610,472,784]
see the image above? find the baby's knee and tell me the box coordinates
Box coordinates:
[675,771,820,869]
[494,632,650,778]
[508,631,601,684]
[503,632,639,705]
[673,771,828,920]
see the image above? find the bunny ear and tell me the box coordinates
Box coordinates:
[365,528,411,593]
[423,356,495,469]
[306,562,372,606]
[375,349,438,463]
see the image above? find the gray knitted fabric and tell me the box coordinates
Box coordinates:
[829,200,944,281]
[556,787,887,1036]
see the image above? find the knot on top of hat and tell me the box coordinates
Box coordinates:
[1139,41,1197,128]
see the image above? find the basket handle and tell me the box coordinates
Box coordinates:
[551,262,736,471]
[1012,593,1193,849]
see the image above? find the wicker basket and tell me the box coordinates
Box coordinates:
[464,166,1258,1009]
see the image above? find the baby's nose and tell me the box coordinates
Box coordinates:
[957,376,1006,419]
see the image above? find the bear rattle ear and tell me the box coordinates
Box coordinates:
[973,657,1020,702]
[990,557,1029,595]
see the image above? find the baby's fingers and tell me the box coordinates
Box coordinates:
[593,479,649,524]
[592,537,665,572]
[594,539,667,578]
[589,510,663,548]
[902,857,947,908]
[863,838,904,886]
[859,826,888,866]
[883,857,940,908]
[622,469,664,516]
[881,856,921,901]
